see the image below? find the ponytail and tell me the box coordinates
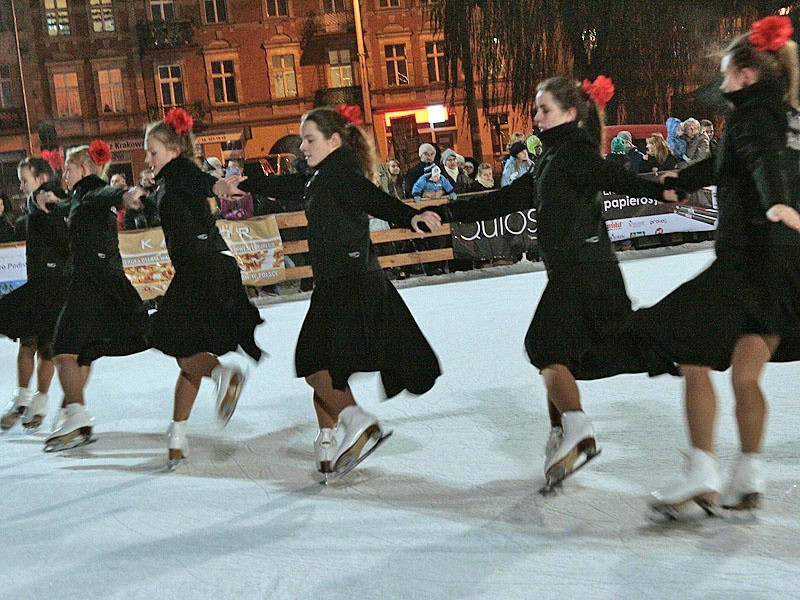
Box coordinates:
[301,106,376,178]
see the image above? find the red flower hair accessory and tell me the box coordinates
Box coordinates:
[749,16,793,52]
[336,104,363,126]
[164,107,194,135]
[582,75,615,109]
[41,149,64,171]
[88,139,112,166]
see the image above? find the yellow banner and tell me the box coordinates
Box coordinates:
[119,215,284,300]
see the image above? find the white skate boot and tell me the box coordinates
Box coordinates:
[314,428,337,483]
[649,447,721,518]
[543,425,563,469]
[1,388,32,432]
[44,403,95,452]
[167,420,189,471]
[21,392,49,432]
[332,405,391,477]
[541,411,600,493]
[211,363,246,427]
[50,406,68,434]
[721,453,764,511]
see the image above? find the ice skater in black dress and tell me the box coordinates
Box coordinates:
[0,158,69,433]
[141,109,264,469]
[240,106,441,479]
[605,16,800,517]
[430,77,678,490]
[36,141,149,451]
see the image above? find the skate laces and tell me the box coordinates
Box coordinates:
[545,426,563,456]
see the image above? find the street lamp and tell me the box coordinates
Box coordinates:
[351,0,374,135]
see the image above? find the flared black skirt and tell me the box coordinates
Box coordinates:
[295,271,441,398]
[149,253,263,361]
[52,268,149,365]
[525,261,677,379]
[0,273,68,349]
[631,249,800,370]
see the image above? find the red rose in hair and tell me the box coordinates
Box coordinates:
[88,139,112,165]
[42,149,63,171]
[749,16,793,52]
[582,75,615,110]
[336,104,363,126]
[164,107,194,135]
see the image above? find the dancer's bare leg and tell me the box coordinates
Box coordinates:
[682,364,716,453]
[306,370,356,429]
[174,353,219,422]
[730,334,778,453]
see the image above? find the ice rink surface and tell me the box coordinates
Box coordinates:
[1,244,799,600]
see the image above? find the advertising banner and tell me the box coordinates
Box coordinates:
[450,208,538,260]
[119,215,284,300]
[0,242,27,297]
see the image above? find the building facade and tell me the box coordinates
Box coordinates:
[0,0,528,199]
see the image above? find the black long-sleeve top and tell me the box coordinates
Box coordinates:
[668,77,799,254]
[153,156,228,268]
[46,175,125,272]
[24,180,70,280]
[434,122,667,275]
[241,147,420,282]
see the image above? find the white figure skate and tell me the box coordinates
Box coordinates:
[167,420,189,471]
[212,363,246,427]
[1,388,32,432]
[540,411,601,494]
[314,428,337,484]
[721,453,764,511]
[650,447,721,519]
[21,392,49,432]
[332,405,392,478]
[44,403,95,452]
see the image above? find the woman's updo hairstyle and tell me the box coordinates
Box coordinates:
[301,105,377,179]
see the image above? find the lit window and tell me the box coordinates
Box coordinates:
[90,0,115,32]
[45,0,70,36]
[98,68,125,113]
[328,49,353,87]
[272,54,297,98]
[53,72,81,117]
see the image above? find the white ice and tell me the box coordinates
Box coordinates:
[1,243,799,600]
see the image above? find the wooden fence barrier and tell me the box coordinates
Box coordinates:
[273,197,455,281]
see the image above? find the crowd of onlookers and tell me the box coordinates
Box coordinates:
[0,115,718,291]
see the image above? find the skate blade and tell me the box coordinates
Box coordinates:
[1,411,22,431]
[217,372,244,427]
[167,448,186,472]
[722,492,762,511]
[43,430,96,453]
[334,430,393,479]
[649,494,721,521]
[22,415,46,432]
[539,448,602,495]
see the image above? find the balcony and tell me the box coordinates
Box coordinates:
[313,86,362,109]
[136,19,194,51]
[0,108,25,132]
